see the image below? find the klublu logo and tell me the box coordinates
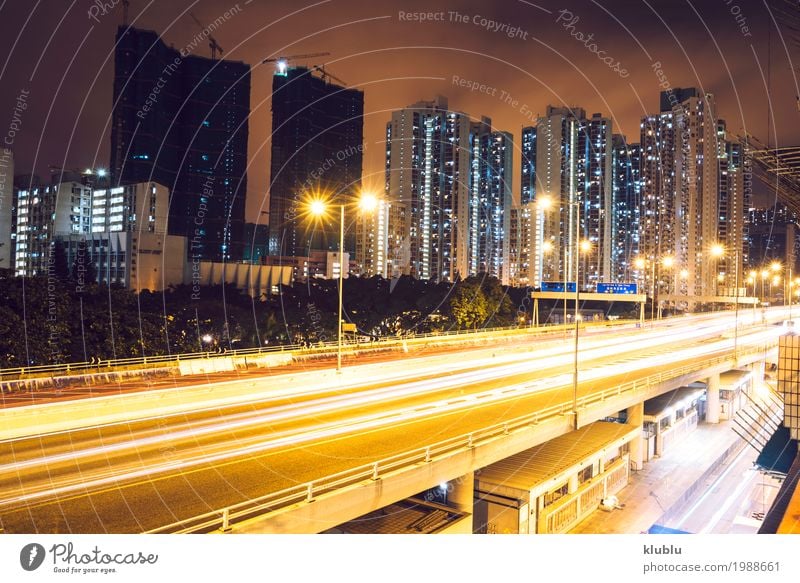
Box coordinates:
[20,543,46,571]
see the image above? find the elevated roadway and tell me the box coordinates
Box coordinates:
[0,310,788,534]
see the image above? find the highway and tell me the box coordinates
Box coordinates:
[0,322,651,408]
[0,311,786,533]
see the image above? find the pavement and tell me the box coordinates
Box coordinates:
[571,417,749,534]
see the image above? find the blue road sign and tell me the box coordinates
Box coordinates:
[541,281,577,293]
[597,282,638,294]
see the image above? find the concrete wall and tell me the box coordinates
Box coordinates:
[134,233,187,292]
[192,261,293,297]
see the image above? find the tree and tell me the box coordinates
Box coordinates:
[51,239,70,281]
[449,283,488,329]
[479,275,514,327]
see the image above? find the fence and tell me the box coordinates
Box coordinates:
[0,319,627,382]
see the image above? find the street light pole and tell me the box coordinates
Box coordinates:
[337,203,344,374]
[734,248,739,359]
[563,245,568,332]
[572,201,580,430]
[650,259,656,324]
[308,193,377,374]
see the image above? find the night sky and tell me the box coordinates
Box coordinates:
[1,0,798,222]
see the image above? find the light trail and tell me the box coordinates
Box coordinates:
[1,321,782,509]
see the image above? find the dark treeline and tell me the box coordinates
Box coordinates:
[0,269,537,368]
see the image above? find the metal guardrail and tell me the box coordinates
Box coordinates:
[0,320,619,381]
[145,340,777,534]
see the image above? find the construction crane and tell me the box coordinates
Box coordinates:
[189,12,224,60]
[262,52,330,74]
[313,64,347,87]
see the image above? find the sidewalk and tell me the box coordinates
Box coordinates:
[571,418,745,534]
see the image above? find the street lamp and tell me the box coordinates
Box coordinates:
[770,262,783,306]
[710,243,724,304]
[307,191,378,373]
[660,255,675,318]
[579,239,592,291]
[772,274,781,304]
[570,201,584,430]
[635,254,673,321]
[747,270,756,297]
[534,239,555,329]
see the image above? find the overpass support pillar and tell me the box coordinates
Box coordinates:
[627,402,644,471]
[447,472,474,534]
[706,373,720,424]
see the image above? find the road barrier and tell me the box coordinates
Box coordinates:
[0,320,628,392]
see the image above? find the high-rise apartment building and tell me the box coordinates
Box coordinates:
[508,202,533,287]
[268,66,364,258]
[383,98,513,283]
[611,136,641,282]
[674,90,720,299]
[90,182,169,234]
[520,126,536,205]
[533,106,613,289]
[585,113,613,288]
[384,97,473,282]
[79,181,184,289]
[470,122,513,282]
[639,111,677,292]
[13,172,94,276]
[716,122,748,289]
[111,26,250,262]
[748,204,797,276]
[638,88,744,301]
[535,106,584,285]
[13,169,183,290]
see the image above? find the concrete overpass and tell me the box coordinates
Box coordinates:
[0,310,786,534]
[153,319,780,533]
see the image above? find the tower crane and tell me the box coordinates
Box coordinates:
[262,52,330,74]
[189,12,224,60]
[312,64,347,87]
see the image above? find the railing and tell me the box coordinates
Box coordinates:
[0,319,625,381]
[540,454,629,534]
[605,458,629,495]
[145,340,776,534]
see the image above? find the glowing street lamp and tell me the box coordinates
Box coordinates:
[309,199,327,218]
[710,243,725,299]
[358,192,379,213]
[306,192,378,373]
[537,195,553,210]
[659,255,675,318]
